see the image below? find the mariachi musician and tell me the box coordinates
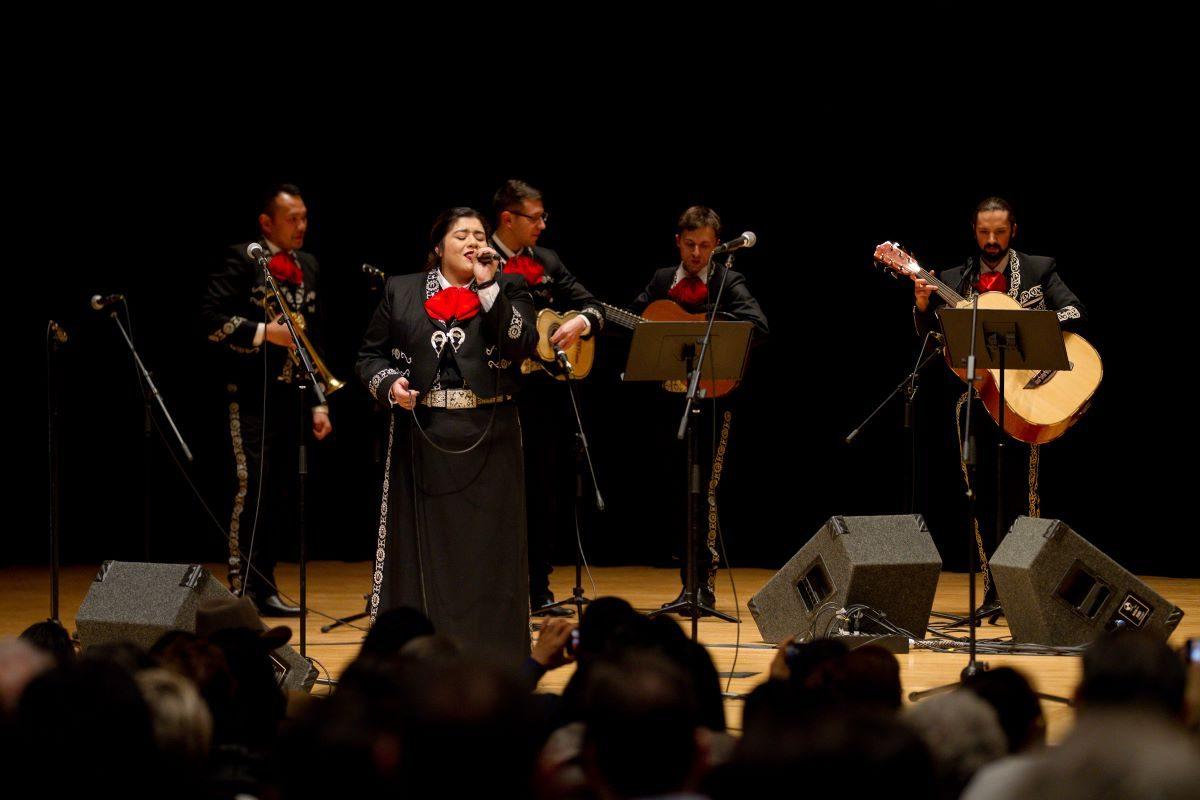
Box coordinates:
[489,179,606,618]
[633,205,768,614]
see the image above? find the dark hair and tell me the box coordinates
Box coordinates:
[1078,629,1186,717]
[492,179,543,223]
[964,666,1045,753]
[262,183,303,218]
[583,654,701,798]
[974,196,1015,226]
[677,205,722,237]
[16,660,159,798]
[426,206,490,270]
[20,620,76,667]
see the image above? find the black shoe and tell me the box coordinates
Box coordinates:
[251,593,302,618]
[661,587,717,616]
[531,597,575,618]
[974,599,1004,625]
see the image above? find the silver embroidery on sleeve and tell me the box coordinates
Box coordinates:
[368,368,401,398]
[209,315,247,343]
[581,305,605,331]
[508,308,523,339]
[1056,305,1081,322]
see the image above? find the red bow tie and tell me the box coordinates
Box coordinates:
[425,286,482,324]
[503,254,545,286]
[977,271,1008,294]
[669,274,709,308]
[268,251,304,286]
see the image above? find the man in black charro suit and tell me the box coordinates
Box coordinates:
[632,206,768,614]
[490,179,606,618]
[200,183,332,617]
[910,196,1086,617]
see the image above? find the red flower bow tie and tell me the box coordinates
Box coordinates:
[669,275,709,308]
[977,271,1008,294]
[425,286,482,324]
[503,254,545,286]
[268,251,304,286]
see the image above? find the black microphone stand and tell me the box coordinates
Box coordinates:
[845,333,944,512]
[46,323,66,623]
[104,301,194,565]
[540,344,605,617]
[911,292,987,701]
[653,254,740,640]
[251,250,327,660]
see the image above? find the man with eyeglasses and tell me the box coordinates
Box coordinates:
[491,179,606,618]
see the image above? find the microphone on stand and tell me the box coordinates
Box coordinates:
[711,231,757,256]
[246,242,270,267]
[90,294,125,311]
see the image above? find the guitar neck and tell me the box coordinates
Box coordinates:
[914,268,965,307]
[599,301,645,331]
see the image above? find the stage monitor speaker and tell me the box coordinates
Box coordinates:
[75,561,318,692]
[747,515,942,644]
[989,517,1184,646]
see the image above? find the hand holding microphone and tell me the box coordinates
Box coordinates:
[467,246,501,285]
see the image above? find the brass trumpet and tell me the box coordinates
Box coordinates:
[261,285,344,396]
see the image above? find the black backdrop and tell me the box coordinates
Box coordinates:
[22,93,1193,581]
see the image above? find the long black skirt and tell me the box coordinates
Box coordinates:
[369,403,530,663]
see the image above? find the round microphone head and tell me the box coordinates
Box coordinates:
[246,243,265,260]
[742,231,757,248]
[89,294,104,311]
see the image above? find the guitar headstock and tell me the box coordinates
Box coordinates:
[873,241,921,277]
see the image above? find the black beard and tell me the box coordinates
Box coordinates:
[979,246,1008,269]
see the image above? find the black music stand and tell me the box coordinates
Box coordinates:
[911,306,1068,697]
[622,319,753,640]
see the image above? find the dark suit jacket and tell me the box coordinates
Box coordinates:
[356,269,538,403]
[492,240,605,336]
[200,240,321,387]
[914,249,1086,338]
[633,264,769,339]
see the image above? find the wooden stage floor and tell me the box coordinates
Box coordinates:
[3,563,1196,742]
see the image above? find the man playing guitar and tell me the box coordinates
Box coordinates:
[491,179,606,617]
[634,206,768,614]
[907,196,1088,619]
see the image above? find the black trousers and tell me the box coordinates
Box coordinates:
[222,379,304,597]
[956,392,1038,597]
[517,380,578,602]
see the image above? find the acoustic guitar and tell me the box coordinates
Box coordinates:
[599,300,741,398]
[872,241,1102,444]
[525,300,745,397]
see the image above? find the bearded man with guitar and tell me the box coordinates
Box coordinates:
[902,196,1091,620]
[632,206,768,614]
[491,179,606,618]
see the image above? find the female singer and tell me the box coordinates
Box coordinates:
[357,207,538,661]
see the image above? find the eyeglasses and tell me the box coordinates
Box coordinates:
[506,209,549,224]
